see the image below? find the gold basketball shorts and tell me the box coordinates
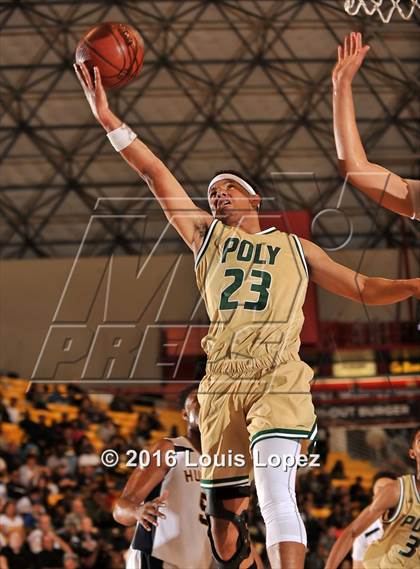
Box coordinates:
[197,359,317,489]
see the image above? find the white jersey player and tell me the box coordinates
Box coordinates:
[113,388,213,569]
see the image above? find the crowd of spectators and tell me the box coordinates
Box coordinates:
[0,384,165,568]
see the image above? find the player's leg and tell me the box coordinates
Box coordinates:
[205,487,257,569]
[252,437,306,569]
[246,362,317,569]
[198,376,257,568]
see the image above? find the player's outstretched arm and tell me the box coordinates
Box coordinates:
[74,63,212,251]
[332,32,416,219]
[325,480,400,569]
[113,439,173,528]
[301,239,420,305]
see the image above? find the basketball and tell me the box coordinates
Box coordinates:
[75,22,144,89]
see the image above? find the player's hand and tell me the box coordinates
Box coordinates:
[332,32,370,87]
[74,63,109,123]
[136,490,169,531]
[412,278,420,299]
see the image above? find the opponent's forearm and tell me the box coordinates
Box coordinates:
[362,277,417,305]
[333,81,412,216]
[333,78,367,165]
[325,527,354,569]
[113,497,140,526]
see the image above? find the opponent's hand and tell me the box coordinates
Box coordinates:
[135,491,169,531]
[74,63,109,124]
[333,32,370,87]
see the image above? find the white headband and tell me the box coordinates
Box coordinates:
[208,173,257,196]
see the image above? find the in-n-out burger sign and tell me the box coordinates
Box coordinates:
[318,403,410,419]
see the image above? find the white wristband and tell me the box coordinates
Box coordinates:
[107,123,137,152]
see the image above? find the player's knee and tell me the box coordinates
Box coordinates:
[253,438,307,548]
[208,516,240,560]
[204,486,251,569]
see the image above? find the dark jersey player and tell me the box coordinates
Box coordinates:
[113,387,213,569]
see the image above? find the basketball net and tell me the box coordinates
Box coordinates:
[344,0,420,23]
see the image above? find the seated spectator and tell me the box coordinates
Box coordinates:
[0,473,6,512]
[47,387,68,404]
[0,426,10,455]
[79,397,105,423]
[77,443,101,470]
[330,459,347,480]
[134,412,152,444]
[168,425,179,438]
[320,525,338,553]
[35,532,72,568]
[4,400,19,425]
[58,413,73,430]
[16,488,40,518]
[147,407,163,431]
[75,516,100,563]
[18,413,37,439]
[50,503,68,532]
[110,390,132,412]
[301,501,323,550]
[0,402,11,424]
[63,552,79,569]
[5,472,26,502]
[97,419,118,444]
[25,384,48,410]
[349,476,366,503]
[18,454,42,489]
[0,502,23,538]
[0,531,34,569]
[316,424,330,465]
[326,502,346,529]
[64,498,86,531]
[305,542,328,569]
[46,444,73,476]
[72,412,89,432]
[108,435,127,456]
[58,522,82,553]
[28,514,54,553]
[67,385,84,406]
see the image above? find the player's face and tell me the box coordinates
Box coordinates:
[208,180,258,224]
[373,477,394,497]
[183,389,200,430]
[408,429,420,464]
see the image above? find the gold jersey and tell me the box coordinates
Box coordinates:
[195,220,309,377]
[364,475,420,569]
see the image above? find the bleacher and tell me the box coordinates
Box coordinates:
[0,377,186,451]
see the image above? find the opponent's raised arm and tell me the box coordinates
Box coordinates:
[301,238,420,305]
[325,480,400,569]
[74,63,212,251]
[332,32,415,218]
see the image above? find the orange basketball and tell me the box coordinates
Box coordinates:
[75,22,144,89]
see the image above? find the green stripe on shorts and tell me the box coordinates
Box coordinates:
[250,423,317,448]
[200,476,249,488]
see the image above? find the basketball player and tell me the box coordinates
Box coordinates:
[326,428,420,569]
[333,32,420,220]
[113,387,214,569]
[352,471,397,568]
[75,62,420,569]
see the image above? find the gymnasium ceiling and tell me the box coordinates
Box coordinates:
[0,0,419,258]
